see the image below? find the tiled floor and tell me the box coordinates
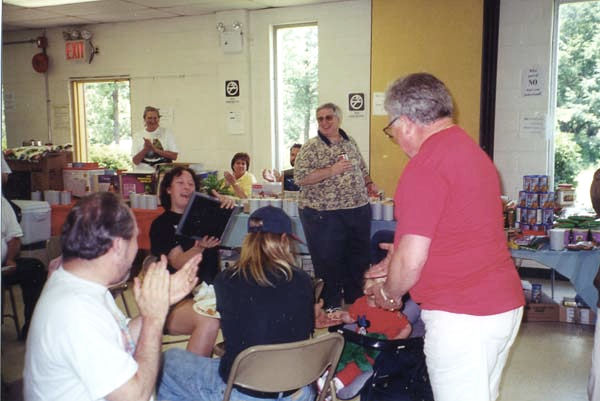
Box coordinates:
[1,276,595,401]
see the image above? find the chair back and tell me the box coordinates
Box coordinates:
[223,332,344,401]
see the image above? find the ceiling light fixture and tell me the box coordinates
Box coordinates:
[4,0,100,7]
[80,30,92,40]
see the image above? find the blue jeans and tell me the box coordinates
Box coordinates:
[299,204,371,309]
[157,348,316,401]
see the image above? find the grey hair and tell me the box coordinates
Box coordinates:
[316,102,343,124]
[143,106,161,120]
[384,73,453,124]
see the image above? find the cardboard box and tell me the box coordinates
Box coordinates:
[579,308,596,325]
[558,305,596,325]
[93,174,121,194]
[63,167,105,197]
[251,182,282,198]
[7,151,72,192]
[524,302,559,322]
[559,305,578,323]
[121,173,157,199]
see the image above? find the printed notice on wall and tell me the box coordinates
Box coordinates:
[4,91,16,112]
[372,92,386,116]
[53,105,70,130]
[521,65,544,97]
[519,112,546,137]
[227,111,244,135]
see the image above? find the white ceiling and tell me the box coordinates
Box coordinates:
[2,0,341,31]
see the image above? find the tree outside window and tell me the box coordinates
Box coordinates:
[554,1,600,207]
[274,24,318,170]
[83,80,132,171]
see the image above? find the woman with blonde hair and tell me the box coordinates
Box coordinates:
[158,206,315,401]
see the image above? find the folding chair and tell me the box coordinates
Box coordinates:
[223,332,345,401]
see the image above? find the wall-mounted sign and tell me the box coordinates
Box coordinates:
[348,92,366,119]
[372,92,386,116]
[65,40,85,61]
[348,93,365,111]
[225,80,240,97]
[521,65,544,97]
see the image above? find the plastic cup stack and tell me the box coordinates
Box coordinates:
[60,191,72,205]
[249,198,260,214]
[43,190,60,205]
[383,202,394,221]
[370,201,383,220]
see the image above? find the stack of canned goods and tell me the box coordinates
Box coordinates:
[517,175,554,232]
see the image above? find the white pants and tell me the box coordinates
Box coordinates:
[589,319,600,401]
[421,307,523,401]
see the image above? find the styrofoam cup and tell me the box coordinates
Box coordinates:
[370,201,382,220]
[60,191,71,205]
[383,202,394,221]
[548,228,566,251]
[249,198,260,214]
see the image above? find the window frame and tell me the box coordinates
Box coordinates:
[69,76,130,162]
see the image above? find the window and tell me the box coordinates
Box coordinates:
[551,0,600,208]
[272,24,318,170]
[70,78,132,170]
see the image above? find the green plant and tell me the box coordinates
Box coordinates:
[200,174,234,196]
[89,143,133,171]
[554,130,583,186]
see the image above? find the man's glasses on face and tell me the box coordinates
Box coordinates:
[317,114,336,123]
[383,117,399,138]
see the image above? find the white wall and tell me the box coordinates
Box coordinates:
[494,0,554,199]
[2,0,371,177]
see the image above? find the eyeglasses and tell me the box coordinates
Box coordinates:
[317,114,336,123]
[383,117,399,138]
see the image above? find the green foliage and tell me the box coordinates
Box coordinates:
[200,174,234,196]
[555,1,600,182]
[554,130,583,186]
[278,25,319,149]
[89,143,133,171]
[84,81,131,145]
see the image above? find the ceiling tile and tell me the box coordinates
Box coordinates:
[1,0,341,30]
[125,0,216,7]
[83,8,178,22]
[3,7,63,22]
[15,15,96,27]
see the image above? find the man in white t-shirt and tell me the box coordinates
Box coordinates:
[1,196,46,339]
[131,106,178,173]
[24,192,201,401]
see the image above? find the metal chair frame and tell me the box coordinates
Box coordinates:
[223,332,344,401]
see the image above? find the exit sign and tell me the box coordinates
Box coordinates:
[65,40,85,61]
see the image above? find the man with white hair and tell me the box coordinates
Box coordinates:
[366,73,524,401]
